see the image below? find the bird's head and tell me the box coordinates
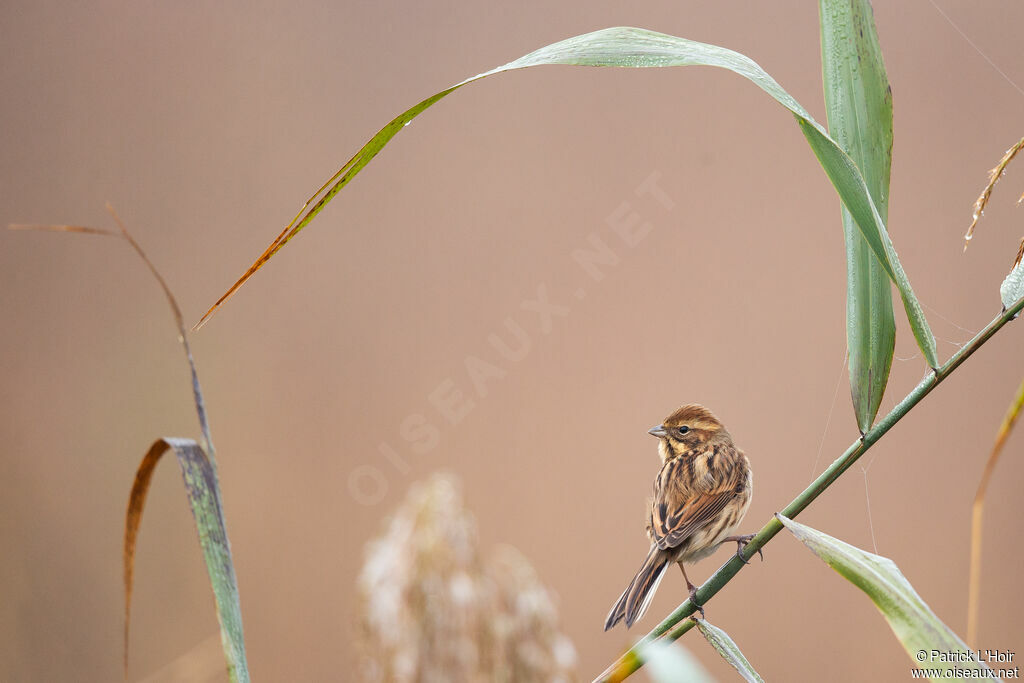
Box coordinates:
[649,404,730,461]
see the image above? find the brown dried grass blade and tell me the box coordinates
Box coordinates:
[967,377,1024,647]
[8,223,120,236]
[124,439,175,670]
[8,208,213,451]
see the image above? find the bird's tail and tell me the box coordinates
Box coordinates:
[604,546,670,630]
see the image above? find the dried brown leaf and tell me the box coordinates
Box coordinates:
[123,438,183,668]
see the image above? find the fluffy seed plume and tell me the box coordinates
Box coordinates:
[357,473,577,683]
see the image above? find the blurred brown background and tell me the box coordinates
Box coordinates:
[3,1,1023,681]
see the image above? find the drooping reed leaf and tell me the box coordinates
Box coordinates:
[778,514,993,680]
[9,216,249,683]
[821,0,897,431]
[125,438,249,683]
[694,618,764,683]
[195,26,937,370]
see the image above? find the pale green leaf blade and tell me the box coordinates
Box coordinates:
[796,120,938,368]
[125,438,249,683]
[694,619,764,683]
[172,438,249,683]
[777,514,994,681]
[198,26,938,369]
[821,0,896,431]
[639,638,717,683]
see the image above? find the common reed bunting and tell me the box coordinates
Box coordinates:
[605,404,755,630]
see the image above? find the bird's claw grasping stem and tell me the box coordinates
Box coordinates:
[728,533,763,564]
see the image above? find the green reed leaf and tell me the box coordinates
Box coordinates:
[821,0,897,430]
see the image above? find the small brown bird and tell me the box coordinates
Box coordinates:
[605,404,755,630]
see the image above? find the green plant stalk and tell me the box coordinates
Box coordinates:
[595,296,1024,683]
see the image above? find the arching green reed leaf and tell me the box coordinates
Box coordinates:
[195,26,937,370]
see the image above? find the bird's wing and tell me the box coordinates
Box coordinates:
[649,456,741,551]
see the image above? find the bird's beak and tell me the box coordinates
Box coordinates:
[648,424,667,438]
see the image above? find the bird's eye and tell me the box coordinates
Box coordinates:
[677,426,690,435]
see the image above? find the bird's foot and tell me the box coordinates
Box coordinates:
[724,533,763,564]
[687,584,706,619]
